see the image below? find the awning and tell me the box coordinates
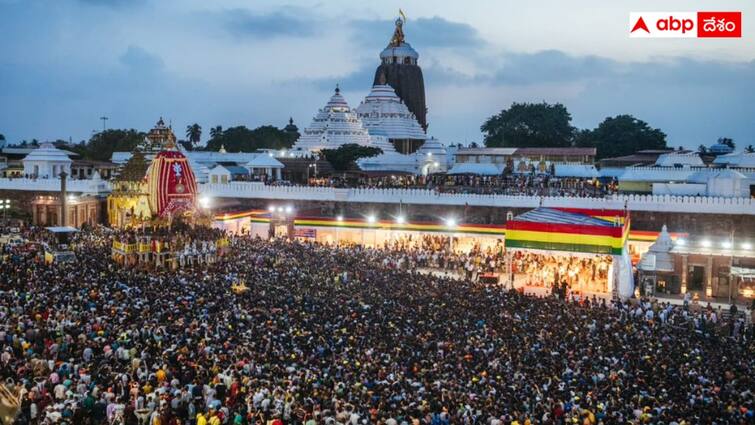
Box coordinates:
[505,207,629,255]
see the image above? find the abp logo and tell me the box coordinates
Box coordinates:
[630,12,697,38]
[630,12,742,38]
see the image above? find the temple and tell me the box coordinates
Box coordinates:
[356,75,427,154]
[373,15,428,134]
[292,86,396,155]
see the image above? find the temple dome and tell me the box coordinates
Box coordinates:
[356,83,426,143]
[293,86,394,154]
[416,136,447,156]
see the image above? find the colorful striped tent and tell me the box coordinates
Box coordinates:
[505,207,629,255]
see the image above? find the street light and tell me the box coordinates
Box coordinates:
[721,241,732,249]
[700,240,711,248]
[285,206,293,214]
[445,217,457,252]
[742,242,752,250]
[336,215,344,222]
[395,215,405,225]
[366,215,376,224]
[0,199,10,221]
[268,205,276,213]
[198,196,211,209]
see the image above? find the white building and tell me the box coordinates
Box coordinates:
[654,151,704,167]
[713,151,755,168]
[22,143,72,178]
[355,81,426,154]
[292,86,392,155]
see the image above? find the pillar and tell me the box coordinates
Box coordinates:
[705,256,713,298]
[60,171,68,227]
[680,255,688,294]
[276,168,281,180]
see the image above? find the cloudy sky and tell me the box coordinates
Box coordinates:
[1,0,753,149]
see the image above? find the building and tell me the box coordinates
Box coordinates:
[709,140,735,156]
[71,159,118,180]
[112,118,284,183]
[292,86,395,155]
[713,151,755,168]
[31,195,101,227]
[373,15,427,131]
[22,143,72,178]
[450,147,596,175]
[639,230,755,304]
[599,149,680,168]
[208,165,249,184]
[356,77,427,154]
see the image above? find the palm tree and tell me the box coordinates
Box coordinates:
[209,125,223,140]
[186,123,202,146]
[746,145,755,153]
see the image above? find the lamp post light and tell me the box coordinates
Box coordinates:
[445,217,457,252]
[198,196,211,210]
[0,199,10,222]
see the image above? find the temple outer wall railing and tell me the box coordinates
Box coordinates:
[199,182,755,215]
[0,178,112,194]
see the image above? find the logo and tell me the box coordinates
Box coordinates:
[630,12,741,38]
[697,12,742,38]
[630,17,649,34]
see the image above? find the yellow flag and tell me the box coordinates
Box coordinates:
[399,9,407,22]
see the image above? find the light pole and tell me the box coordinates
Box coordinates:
[0,199,10,222]
[445,217,457,252]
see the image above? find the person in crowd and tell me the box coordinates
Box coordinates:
[0,225,752,424]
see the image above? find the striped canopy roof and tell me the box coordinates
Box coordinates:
[505,207,629,255]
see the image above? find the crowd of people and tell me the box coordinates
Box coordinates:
[295,175,617,198]
[382,236,505,281]
[511,252,612,295]
[0,226,753,424]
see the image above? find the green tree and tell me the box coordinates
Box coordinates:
[717,137,735,149]
[0,133,5,142]
[209,125,223,140]
[698,145,709,155]
[745,145,754,153]
[575,115,666,159]
[205,125,296,152]
[321,144,382,172]
[85,129,145,161]
[186,123,202,146]
[481,102,575,148]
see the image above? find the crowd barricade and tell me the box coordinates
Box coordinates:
[111,238,226,268]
